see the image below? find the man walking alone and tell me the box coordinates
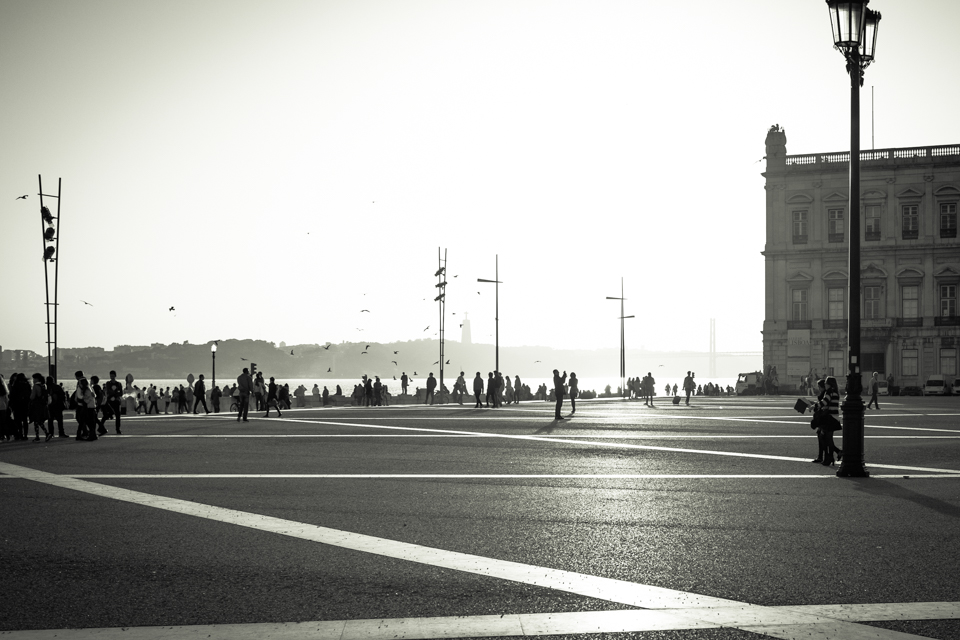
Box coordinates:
[237,367,253,422]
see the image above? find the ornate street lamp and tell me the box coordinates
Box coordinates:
[211,341,218,388]
[826,0,880,478]
[606,278,634,399]
[478,255,503,374]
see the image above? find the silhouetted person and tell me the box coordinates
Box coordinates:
[103,370,123,433]
[473,372,484,408]
[867,371,880,410]
[401,372,409,395]
[236,367,253,422]
[553,369,567,419]
[569,372,579,415]
[683,371,694,405]
[193,374,210,414]
[425,372,437,404]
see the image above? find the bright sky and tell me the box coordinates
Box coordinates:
[3,0,959,356]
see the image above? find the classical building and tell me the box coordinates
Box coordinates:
[762,126,960,390]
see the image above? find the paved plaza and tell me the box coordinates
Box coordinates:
[2,394,959,639]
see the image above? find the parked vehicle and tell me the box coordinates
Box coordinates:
[901,386,924,396]
[877,379,889,396]
[923,374,948,396]
[735,371,763,396]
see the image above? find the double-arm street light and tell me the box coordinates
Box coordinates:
[826,0,881,478]
[477,255,502,374]
[606,278,634,399]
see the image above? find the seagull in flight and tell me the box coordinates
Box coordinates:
[169,306,175,312]
[327,367,332,372]
[322,344,332,350]
[16,195,28,200]
[534,360,542,363]
[361,351,368,355]
[241,357,248,361]
[80,300,93,306]
[423,326,429,331]
[365,345,370,350]
[445,359,450,364]
[433,361,439,365]
[393,350,398,354]
[290,350,294,355]
[361,310,370,313]
[391,361,397,365]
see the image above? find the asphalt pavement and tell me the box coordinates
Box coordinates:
[1,394,959,639]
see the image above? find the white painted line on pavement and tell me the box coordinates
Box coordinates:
[259,417,960,475]
[5,603,956,640]
[49,473,960,479]
[117,433,960,439]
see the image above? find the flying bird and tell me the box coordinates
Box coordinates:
[361,310,370,313]
[365,345,370,350]
[423,326,429,331]
[433,361,439,365]
[413,371,417,375]
[322,344,332,350]
[241,357,248,361]
[80,300,93,306]
[16,195,28,200]
[290,350,294,355]
[445,359,450,364]
[391,361,397,365]
[393,351,398,354]
[477,291,481,295]
[168,306,175,312]
[534,360,542,363]
[361,351,368,355]
[327,367,332,372]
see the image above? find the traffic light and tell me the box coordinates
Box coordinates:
[41,205,56,261]
[251,362,257,375]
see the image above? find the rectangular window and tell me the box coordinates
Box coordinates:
[902,349,918,377]
[942,348,958,377]
[828,350,845,377]
[828,287,845,320]
[902,204,919,239]
[865,204,881,241]
[942,284,957,317]
[864,286,881,319]
[792,289,807,321]
[792,210,808,243]
[941,203,958,238]
[828,209,845,242]
[902,285,919,318]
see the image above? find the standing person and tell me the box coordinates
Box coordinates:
[171,387,180,414]
[682,371,695,405]
[236,367,253,422]
[363,376,374,406]
[866,371,881,410]
[322,386,330,406]
[88,375,107,435]
[494,371,504,408]
[505,375,514,405]
[514,375,522,404]
[311,384,320,407]
[643,372,656,407]
[569,372,580,415]
[553,369,567,419]
[373,377,383,406]
[425,372,437,405]
[0,374,10,441]
[29,373,52,442]
[177,385,188,414]
[74,377,97,441]
[45,376,68,438]
[211,384,222,413]
[473,372,484,408]
[400,372,409,396]
[280,383,291,409]
[264,377,282,417]
[456,372,466,405]
[103,371,123,433]
[485,373,495,407]
[254,373,266,411]
[163,387,172,414]
[811,377,842,466]
[193,374,210,414]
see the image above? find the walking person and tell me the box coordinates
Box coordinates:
[211,384,222,413]
[473,372,484,408]
[456,372,466,405]
[147,385,160,414]
[0,374,10,442]
[485,372,494,407]
[553,369,567,420]
[642,372,656,407]
[90,375,107,435]
[866,371,881,410]
[74,377,98,441]
[193,374,210,414]
[29,374,52,442]
[514,375,522,404]
[425,373,437,405]
[45,376,69,438]
[264,377,282,417]
[682,371,695,405]
[569,372,579,415]
[236,367,253,422]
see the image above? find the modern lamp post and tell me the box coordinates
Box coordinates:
[606,278,634,399]
[211,341,217,388]
[478,255,502,373]
[826,0,880,478]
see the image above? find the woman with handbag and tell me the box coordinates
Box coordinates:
[29,373,52,442]
[810,376,842,466]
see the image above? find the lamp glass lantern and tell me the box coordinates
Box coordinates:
[860,9,881,62]
[211,343,218,353]
[826,0,868,49]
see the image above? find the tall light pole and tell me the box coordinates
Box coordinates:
[606,278,634,399]
[478,255,502,373]
[826,0,880,478]
[211,341,218,388]
[38,176,62,380]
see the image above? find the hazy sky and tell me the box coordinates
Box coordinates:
[3,0,959,356]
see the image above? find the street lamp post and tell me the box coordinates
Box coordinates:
[211,342,217,389]
[478,255,502,373]
[826,0,880,478]
[606,278,634,399]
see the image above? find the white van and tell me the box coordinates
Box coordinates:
[923,374,948,396]
[877,379,889,396]
[735,372,762,395]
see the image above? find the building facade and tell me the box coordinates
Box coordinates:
[762,126,960,390]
